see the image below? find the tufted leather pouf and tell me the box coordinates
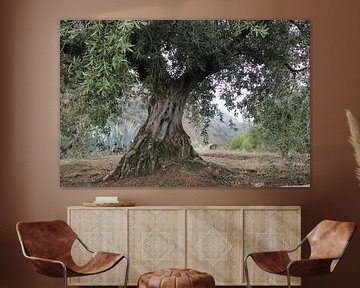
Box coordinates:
[138,268,215,288]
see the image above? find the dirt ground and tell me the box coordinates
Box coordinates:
[60,149,310,187]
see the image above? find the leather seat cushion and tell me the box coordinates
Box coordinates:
[138,268,215,288]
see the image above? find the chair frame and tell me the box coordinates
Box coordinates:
[244,236,350,288]
[18,231,129,288]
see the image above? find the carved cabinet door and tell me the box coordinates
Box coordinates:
[187,209,243,285]
[243,208,301,286]
[128,209,186,284]
[67,208,128,286]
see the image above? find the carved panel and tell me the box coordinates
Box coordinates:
[187,209,242,285]
[128,209,186,284]
[68,208,127,285]
[244,209,301,286]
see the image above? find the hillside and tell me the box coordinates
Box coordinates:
[183,111,251,147]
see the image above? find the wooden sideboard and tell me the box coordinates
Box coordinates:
[67,206,301,286]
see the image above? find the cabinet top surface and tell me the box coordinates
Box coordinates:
[68,205,301,210]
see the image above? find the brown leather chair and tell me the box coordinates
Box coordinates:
[244,220,356,288]
[16,220,129,288]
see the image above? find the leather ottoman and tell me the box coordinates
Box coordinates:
[138,268,215,288]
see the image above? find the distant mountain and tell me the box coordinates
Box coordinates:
[183,111,251,147]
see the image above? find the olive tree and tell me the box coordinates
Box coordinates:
[60,20,310,179]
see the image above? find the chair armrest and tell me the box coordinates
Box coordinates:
[19,240,67,277]
[25,255,67,278]
[287,258,336,277]
[26,255,65,265]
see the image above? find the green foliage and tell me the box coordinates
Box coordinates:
[227,129,262,152]
[228,135,247,151]
[110,120,142,149]
[239,20,310,156]
[253,87,310,155]
[61,20,145,95]
[60,97,146,158]
[60,20,146,132]
[60,119,143,159]
[233,21,269,38]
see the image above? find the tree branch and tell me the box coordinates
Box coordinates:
[127,27,170,83]
[184,22,257,84]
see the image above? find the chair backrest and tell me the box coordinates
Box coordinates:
[16,220,77,261]
[307,220,356,261]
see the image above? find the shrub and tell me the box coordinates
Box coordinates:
[227,135,244,150]
[241,135,254,151]
[227,133,257,151]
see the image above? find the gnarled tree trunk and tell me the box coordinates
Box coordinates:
[106,82,202,179]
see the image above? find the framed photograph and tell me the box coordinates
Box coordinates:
[60,20,310,187]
